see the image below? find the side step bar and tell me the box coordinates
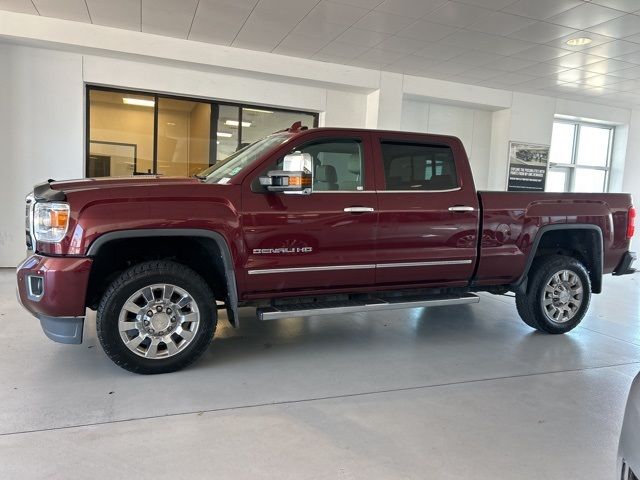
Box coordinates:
[257,293,480,321]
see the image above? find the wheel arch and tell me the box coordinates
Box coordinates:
[512,224,603,295]
[86,229,239,327]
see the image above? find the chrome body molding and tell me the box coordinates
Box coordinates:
[248,259,473,275]
[376,260,472,268]
[248,264,376,275]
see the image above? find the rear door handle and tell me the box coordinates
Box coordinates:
[448,206,475,212]
[344,206,375,213]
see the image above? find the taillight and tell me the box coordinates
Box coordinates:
[628,206,636,239]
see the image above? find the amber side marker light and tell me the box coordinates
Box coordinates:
[49,209,69,229]
[628,206,636,239]
[288,175,312,187]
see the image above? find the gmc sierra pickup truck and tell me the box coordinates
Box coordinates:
[17,122,637,374]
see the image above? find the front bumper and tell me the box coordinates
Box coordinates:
[614,251,637,276]
[16,254,92,344]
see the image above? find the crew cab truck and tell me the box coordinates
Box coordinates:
[16,123,637,374]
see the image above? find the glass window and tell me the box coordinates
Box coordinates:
[240,108,316,145]
[549,122,575,165]
[546,168,569,192]
[157,98,211,177]
[576,125,610,167]
[88,90,155,176]
[380,142,457,191]
[86,87,318,178]
[199,134,291,183]
[259,138,365,191]
[547,120,613,193]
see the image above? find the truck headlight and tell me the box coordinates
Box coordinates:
[33,203,70,243]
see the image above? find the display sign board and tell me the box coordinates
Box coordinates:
[506,141,550,192]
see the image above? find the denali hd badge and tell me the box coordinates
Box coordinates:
[253,247,313,254]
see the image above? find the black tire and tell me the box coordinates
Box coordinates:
[515,255,591,334]
[97,260,217,374]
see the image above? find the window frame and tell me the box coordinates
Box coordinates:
[85,85,319,178]
[251,136,368,193]
[378,140,460,193]
[548,119,614,193]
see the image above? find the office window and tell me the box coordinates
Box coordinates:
[87,86,318,178]
[380,142,458,191]
[547,121,614,193]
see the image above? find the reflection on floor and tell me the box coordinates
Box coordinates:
[0,269,638,479]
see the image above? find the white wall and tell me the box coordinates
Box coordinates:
[0,44,84,265]
[400,99,493,190]
[0,11,638,265]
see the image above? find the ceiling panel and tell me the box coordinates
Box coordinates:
[590,0,640,13]
[189,0,256,45]
[547,3,624,30]
[304,1,369,26]
[0,0,38,14]
[86,0,139,30]
[396,20,459,42]
[508,21,576,43]
[335,27,390,47]
[142,0,198,38]
[588,14,640,38]
[352,10,414,34]
[501,0,582,21]
[374,0,447,18]
[426,1,494,27]
[7,0,640,106]
[467,11,536,35]
[33,0,90,22]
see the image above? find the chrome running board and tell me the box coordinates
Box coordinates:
[257,293,480,321]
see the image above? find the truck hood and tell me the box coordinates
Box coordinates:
[51,176,201,194]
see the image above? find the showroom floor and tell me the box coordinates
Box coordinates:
[0,269,638,479]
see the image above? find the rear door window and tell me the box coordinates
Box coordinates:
[380,142,458,191]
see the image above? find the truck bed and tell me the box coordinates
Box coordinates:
[475,191,633,287]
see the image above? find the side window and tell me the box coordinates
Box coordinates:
[381,142,458,191]
[304,139,364,191]
[260,138,364,192]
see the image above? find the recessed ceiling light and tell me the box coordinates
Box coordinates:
[225,120,252,127]
[217,132,233,138]
[566,37,592,46]
[123,97,155,107]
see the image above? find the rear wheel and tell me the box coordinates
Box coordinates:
[515,255,591,334]
[97,260,217,374]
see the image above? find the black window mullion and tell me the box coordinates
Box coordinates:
[153,94,159,175]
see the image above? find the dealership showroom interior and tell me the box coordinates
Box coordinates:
[4,0,640,478]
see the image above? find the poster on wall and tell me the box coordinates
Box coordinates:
[507,141,550,192]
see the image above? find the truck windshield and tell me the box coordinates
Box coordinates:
[196,133,291,183]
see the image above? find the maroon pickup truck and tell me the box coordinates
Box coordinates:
[16,123,636,374]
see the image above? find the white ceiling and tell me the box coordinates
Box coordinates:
[5,0,640,106]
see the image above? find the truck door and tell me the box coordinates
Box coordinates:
[371,132,479,287]
[241,131,378,295]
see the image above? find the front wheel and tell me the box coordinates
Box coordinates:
[97,260,217,374]
[515,255,591,334]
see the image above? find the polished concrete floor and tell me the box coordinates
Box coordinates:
[0,269,639,479]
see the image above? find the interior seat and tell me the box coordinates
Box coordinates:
[315,165,339,191]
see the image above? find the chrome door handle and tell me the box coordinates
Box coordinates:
[344,206,375,213]
[448,206,475,212]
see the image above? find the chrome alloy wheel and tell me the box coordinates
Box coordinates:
[118,284,200,359]
[541,269,584,324]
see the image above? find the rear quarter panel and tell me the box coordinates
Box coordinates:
[475,192,632,285]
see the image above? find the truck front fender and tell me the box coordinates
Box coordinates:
[87,229,239,327]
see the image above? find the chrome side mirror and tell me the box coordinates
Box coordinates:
[259,152,313,195]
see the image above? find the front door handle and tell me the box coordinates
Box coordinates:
[344,206,375,213]
[448,205,475,212]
